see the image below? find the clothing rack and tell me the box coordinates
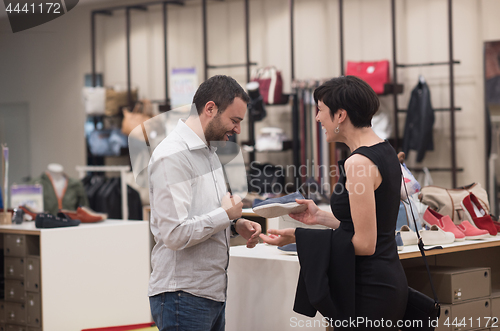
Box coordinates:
[337,0,461,187]
[75,165,131,221]
[90,0,185,105]
[291,79,333,191]
[201,0,258,163]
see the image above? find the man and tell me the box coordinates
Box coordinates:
[148,75,261,331]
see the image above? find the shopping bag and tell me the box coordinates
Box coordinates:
[82,87,106,115]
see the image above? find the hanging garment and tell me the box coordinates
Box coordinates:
[92,177,143,220]
[402,80,435,162]
[31,172,89,216]
[83,174,107,210]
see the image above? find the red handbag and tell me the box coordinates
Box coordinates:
[346,60,390,95]
[251,66,285,105]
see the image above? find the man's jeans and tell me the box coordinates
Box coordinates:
[149,291,226,331]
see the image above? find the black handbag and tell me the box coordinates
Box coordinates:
[401,176,441,331]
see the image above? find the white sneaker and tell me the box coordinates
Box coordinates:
[419,225,455,246]
[399,225,418,246]
[253,191,307,218]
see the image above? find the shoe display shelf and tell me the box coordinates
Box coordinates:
[0,220,151,331]
[226,236,500,331]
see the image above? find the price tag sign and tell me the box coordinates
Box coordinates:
[170,67,198,109]
[3,0,79,33]
[10,184,44,212]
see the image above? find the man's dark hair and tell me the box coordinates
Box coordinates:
[193,75,250,115]
[313,75,380,128]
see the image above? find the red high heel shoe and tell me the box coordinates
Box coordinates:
[461,193,497,236]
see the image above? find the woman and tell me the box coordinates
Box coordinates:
[260,76,408,330]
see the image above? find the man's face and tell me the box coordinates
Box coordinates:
[205,97,247,143]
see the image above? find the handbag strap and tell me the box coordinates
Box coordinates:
[402,171,441,306]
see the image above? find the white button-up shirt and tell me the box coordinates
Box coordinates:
[148,119,231,302]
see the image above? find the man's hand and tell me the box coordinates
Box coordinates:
[259,228,296,247]
[222,193,243,220]
[235,218,262,248]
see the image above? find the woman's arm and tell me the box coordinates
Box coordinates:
[315,209,340,229]
[288,199,340,229]
[344,154,382,256]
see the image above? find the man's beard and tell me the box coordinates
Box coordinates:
[205,114,229,144]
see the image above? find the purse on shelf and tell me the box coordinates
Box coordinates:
[401,176,441,331]
[419,183,489,223]
[121,100,153,137]
[105,88,138,116]
[251,66,286,105]
[345,60,390,95]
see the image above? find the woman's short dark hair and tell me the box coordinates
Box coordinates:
[313,76,380,128]
[193,75,250,115]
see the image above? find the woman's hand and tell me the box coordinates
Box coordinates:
[288,199,320,225]
[259,228,296,247]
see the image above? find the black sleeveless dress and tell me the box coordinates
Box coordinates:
[331,141,408,329]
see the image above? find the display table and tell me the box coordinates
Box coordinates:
[0,220,152,331]
[227,236,500,331]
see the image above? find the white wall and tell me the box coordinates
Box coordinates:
[1,0,500,188]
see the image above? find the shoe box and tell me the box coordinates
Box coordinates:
[435,299,493,331]
[406,266,491,304]
[0,234,42,330]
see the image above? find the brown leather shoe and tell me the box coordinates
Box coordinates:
[60,206,106,223]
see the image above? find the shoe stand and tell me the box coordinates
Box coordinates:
[0,220,151,331]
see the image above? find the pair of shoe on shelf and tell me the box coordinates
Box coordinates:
[415,192,497,245]
[20,205,107,227]
[396,220,483,248]
[461,192,499,235]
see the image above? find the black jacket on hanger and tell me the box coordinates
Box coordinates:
[293,227,356,329]
[83,174,143,220]
[402,80,435,162]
